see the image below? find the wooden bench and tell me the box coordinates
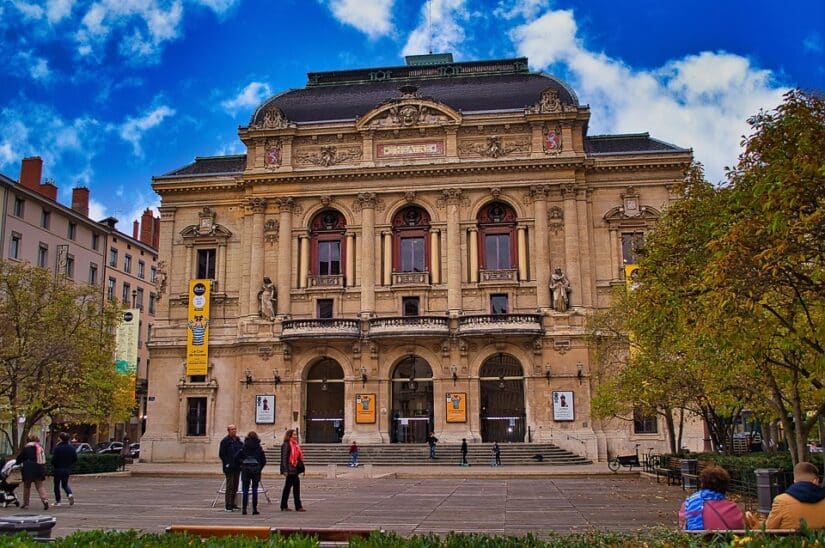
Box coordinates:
[166,525,271,539]
[655,457,682,486]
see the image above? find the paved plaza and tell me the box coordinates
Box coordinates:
[12,466,695,538]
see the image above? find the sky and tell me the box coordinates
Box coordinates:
[1,0,823,227]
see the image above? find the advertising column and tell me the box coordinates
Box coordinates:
[186,280,211,376]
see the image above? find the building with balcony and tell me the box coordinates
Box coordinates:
[145,55,701,462]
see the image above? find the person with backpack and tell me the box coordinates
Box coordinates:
[51,432,77,506]
[235,431,266,515]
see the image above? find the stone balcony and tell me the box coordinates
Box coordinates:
[368,316,450,338]
[280,318,361,340]
[457,314,543,336]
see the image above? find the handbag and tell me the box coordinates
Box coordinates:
[296,461,305,475]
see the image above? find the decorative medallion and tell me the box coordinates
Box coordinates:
[544,125,563,155]
[527,88,562,114]
[264,139,282,169]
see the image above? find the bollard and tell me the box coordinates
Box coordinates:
[755,468,784,514]
[326,464,337,479]
[681,459,698,489]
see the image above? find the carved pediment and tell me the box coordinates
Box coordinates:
[251,107,294,130]
[357,95,461,131]
[181,207,232,242]
[603,204,661,223]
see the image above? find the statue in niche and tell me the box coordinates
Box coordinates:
[258,276,277,320]
[550,267,571,312]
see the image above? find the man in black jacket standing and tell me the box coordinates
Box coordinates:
[51,432,77,506]
[218,424,243,512]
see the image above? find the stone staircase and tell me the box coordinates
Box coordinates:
[265,442,591,466]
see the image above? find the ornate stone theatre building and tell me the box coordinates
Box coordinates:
[144,55,696,462]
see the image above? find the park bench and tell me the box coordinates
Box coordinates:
[655,457,682,486]
[681,460,709,491]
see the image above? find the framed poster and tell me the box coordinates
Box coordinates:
[355,394,376,423]
[445,392,467,423]
[552,391,574,421]
[255,395,275,424]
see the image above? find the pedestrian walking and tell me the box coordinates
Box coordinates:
[426,432,438,459]
[16,434,49,510]
[120,436,130,470]
[218,424,243,512]
[460,438,469,466]
[51,432,77,506]
[493,441,501,466]
[279,429,305,512]
[235,431,266,515]
[349,440,359,467]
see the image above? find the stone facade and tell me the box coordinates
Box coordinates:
[145,56,702,462]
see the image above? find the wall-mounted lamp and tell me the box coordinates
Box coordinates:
[360,367,367,387]
[321,378,328,391]
[244,369,253,387]
[545,366,552,384]
[498,375,506,390]
[273,369,281,386]
[450,365,458,385]
[576,362,584,384]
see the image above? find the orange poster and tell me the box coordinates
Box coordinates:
[355,394,376,423]
[445,392,466,423]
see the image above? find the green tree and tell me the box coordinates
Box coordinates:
[0,260,133,453]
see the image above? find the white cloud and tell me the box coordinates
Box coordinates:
[493,0,549,20]
[402,0,469,57]
[46,0,74,23]
[803,32,822,53]
[510,8,789,183]
[30,57,51,80]
[191,0,238,15]
[118,104,176,156]
[115,195,161,231]
[88,198,109,222]
[221,82,272,113]
[11,1,45,19]
[323,0,394,39]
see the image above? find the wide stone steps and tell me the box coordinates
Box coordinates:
[265,442,591,466]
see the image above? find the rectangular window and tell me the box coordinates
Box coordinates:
[123,254,132,274]
[485,234,511,269]
[622,232,645,264]
[186,397,207,436]
[150,266,157,283]
[135,287,144,309]
[633,408,658,434]
[317,241,341,276]
[92,233,100,251]
[9,232,21,259]
[37,244,48,268]
[40,210,50,229]
[402,296,420,317]
[122,282,131,305]
[148,293,156,315]
[107,277,116,301]
[138,260,145,279]
[13,198,25,217]
[317,299,333,319]
[109,248,118,267]
[196,249,216,279]
[89,263,98,285]
[400,237,426,272]
[490,293,508,315]
[67,222,77,241]
[65,255,74,278]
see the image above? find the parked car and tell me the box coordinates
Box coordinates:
[95,441,123,454]
[129,443,140,459]
[71,442,94,454]
[809,442,823,453]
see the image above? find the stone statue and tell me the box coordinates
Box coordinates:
[258,276,277,320]
[550,267,571,312]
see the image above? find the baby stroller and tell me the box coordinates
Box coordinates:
[0,459,22,507]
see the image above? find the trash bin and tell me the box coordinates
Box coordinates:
[755,468,785,514]
[0,515,57,539]
[681,459,698,489]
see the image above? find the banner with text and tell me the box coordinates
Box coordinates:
[186,280,211,375]
[115,308,139,375]
[355,394,376,423]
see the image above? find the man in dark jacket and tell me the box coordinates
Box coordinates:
[218,424,243,512]
[51,432,77,506]
[460,438,469,466]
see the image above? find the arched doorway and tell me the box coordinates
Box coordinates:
[305,358,345,443]
[390,356,434,443]
[479,353,525,442]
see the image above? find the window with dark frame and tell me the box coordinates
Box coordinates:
[109,248,118,267]
[149,293,156,314]
[633,407,658,434]
[135,287,144,309]
[477,202,517,270]
[138,260,145,279]
[186,397,207,436]
[92,233,100,251]
[13,198,25,218]
[107,277,116,301]
[318,240,341,275]
[65,255,74,278]
[484,233,511,270]
[402,296,420,316]
[622,232,645,264]
[490,294,508,315]
[196,248,216,279]
[317,299,333,319]
[392,206,431,274]
[150,266,157,283]
[124,254,132,273]
[310,210,346,279]
[37,244,48,268]
[41,210,50,229]
[89,263,98,285]
[67,222,76,240]
[122,282,131,305]
[9,233,21,259]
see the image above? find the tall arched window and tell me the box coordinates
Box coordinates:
[477,202,517,270]
[392,206,430,273]
[310,209,346,278]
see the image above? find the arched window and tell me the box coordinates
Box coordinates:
[392,206,430,273]
[310,209,346,278]
[477,202,517,270]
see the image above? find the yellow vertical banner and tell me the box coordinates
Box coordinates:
[625,264,639,292]
[186,279,211,376]
[355,394,376,423]
[115,308,140,375]
[445,392,467,423]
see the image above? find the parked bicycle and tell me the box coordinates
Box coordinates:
[608,444,643,472]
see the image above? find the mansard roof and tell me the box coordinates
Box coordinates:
[585,133,689,154]
[159,155,246,177]
[250,57,579,125]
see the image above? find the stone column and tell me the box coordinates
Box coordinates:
[429,229,440,285]
[468,227,479,283]
[276,197,295,316]
[298,235,309,289]
[356,192,377,315]
[530,185,550,308]
[443,189,463,314]
[579,190,593,307]
[562,184,582,307]
[248,198,266,315]
[345,232,355,287]
[382,231,392,286]
[517,226,528,281]
[184,244,193,282]
[608,228,618,281]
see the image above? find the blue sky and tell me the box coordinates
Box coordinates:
[1,0,823,226]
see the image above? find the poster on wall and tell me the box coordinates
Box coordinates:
[445,392,467,423]
[185,279,211,376]
[115,308,139,375]
[355,394,376,423]
[256,395,275,424]
[552,391,574,421]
